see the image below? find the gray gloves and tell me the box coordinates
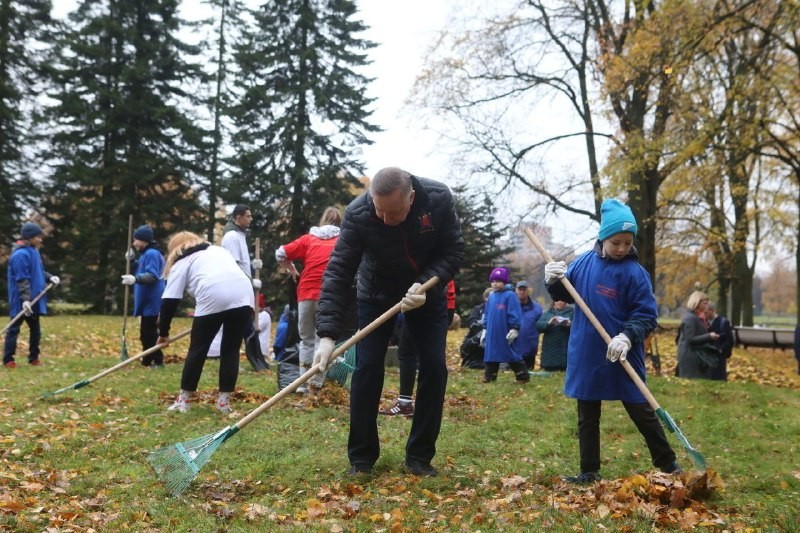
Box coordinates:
[252,259,263,269]
[313,338,336,370]
[606,333,631,362]
[544,261,567,285]
[400,282,426,313]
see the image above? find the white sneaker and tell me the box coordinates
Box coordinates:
[167,398,189,413]
[216,400,232,414]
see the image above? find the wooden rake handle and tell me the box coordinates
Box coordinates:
[523,227,662,410]
[234,276,442,431]
[0,283,55,336]
[86,328,191,384]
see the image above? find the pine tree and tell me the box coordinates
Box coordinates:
[41,0,206,311]
[0,0,54,245]
[451,184,513,317]
[227,0,379,247]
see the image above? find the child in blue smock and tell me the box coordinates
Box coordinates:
[481,267,529,383]
[544,199,680,484]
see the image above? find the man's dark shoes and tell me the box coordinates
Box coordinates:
[661,461,683,475]
[562,471,601,484]
[405,459,438,477]
[347,463,372,476]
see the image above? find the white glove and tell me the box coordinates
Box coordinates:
[606,333,631,362]
[506,328,519,344]
[400,282,426,313]
[252,278,262,289]
[252,259,263,269]
[22,301,33,316]
[49,276,60,286]
[479,329,486,347]
[313,338,336,370]
[121,274,136,285]
[544,261,567,285]
[124,248,135,261]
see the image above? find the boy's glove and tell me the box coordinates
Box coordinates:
[22,301,33,316]
[313,338,336,370]
[479,329,486,347]
[125,248,136,261]
[544,261,567,285]
[252,258,263,269]
[252,278,262,289]
[606,333,631,362]
[121,274,136,285]
[506,328,519,344]
[400,282,425,312]
[49,275,60,286]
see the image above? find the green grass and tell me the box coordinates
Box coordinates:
[1,315,799,531]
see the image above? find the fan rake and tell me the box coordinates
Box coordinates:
[148,276,440,496]
[325,344,357,388]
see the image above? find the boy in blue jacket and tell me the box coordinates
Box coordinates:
[544,199,680,483]
[4,222,60,368]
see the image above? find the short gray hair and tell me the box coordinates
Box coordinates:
[370,167,412,196]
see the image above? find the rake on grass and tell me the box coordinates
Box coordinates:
[121,214,134,360]
[38,328,191,399]
[523,227,707,470]
[0,283,55,336]
[148,276,440,496]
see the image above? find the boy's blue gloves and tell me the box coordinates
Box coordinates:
[544,261,567,285]
[606,333,631,362]
[506,329,519,344]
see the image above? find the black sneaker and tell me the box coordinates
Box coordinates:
[661,461,683,474]
[347,463,373,476]
[404,459,438,477]
[562,471,601,484]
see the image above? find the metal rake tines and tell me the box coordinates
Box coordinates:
[148,427,234,496]
[326,345,356,387]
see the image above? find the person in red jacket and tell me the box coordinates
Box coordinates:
[275,206,342,390]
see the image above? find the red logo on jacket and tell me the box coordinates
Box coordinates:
[419,213,434,233]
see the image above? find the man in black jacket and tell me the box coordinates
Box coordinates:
[314,167,464,477]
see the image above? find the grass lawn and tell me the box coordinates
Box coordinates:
[1,315,799,531]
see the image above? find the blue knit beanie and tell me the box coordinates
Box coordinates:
[133,224,155,243]
[598,199,638,241]
[21,222,43,240]
[488,267,509,284]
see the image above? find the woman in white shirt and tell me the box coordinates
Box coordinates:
[157,231,254,413]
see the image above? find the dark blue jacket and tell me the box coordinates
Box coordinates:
[514,297,542,358]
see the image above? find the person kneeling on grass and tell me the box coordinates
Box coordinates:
[157,231,254,414]
[544,199,681,484]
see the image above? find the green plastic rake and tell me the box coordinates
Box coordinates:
[523,228,707,470]
[148,276,440,496]
[325,344,357,388]
[38,328,191,399]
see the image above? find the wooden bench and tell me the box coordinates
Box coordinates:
[733,327,795,350]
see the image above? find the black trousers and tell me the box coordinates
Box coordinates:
[396,322,418,397]
[3,313,40,362]
[140,315,163,366]
[577,399,676,473]
[348,294,448,467]
[179,306,251,393]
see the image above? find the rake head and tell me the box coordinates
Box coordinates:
[148,426,238,496]
[656,407,707,470]
[39,379,91,400]
[325,345,356,388]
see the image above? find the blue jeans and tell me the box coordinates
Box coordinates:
[348,294,448,467]
[4,313,41,363]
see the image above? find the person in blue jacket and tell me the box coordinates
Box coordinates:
[4,222,60,368]
[481,267,529,383]
[121,224,166,367]
[544,199,680,484]
[514,280,543,370]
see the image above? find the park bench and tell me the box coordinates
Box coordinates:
[733,326,795,350]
